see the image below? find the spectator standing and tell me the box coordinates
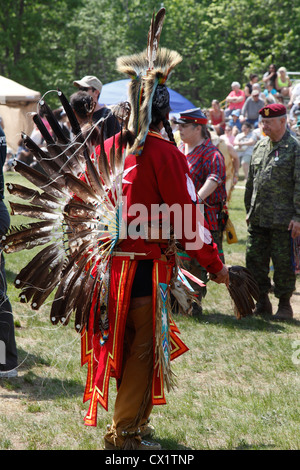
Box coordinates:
[73,75,120,140]
[245,103,300,320]
[0,124,18,378]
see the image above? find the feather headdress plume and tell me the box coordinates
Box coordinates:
[147,7,166,70]
[116,7,182,155]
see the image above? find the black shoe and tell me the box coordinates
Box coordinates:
[254,293,272,316]
[273,298,293,320]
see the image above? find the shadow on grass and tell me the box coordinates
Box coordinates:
[234,441,277,450]
[0,346,85,401]
[187,310,300,331]
[156,436,277,451]
[5,268,17,283]
[0,374,84,399]
[156,438,193,451]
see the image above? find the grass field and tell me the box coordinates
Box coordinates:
[0,171,299,450]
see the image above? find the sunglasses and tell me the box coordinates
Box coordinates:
[79,86,92,92]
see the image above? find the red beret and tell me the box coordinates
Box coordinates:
[259,103,287,118]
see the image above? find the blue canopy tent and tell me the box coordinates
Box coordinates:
[99,79,195,115]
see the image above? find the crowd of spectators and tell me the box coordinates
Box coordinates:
[207,65,299,133]
[205,64,300,180]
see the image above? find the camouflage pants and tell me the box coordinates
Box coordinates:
[246,224,296,299]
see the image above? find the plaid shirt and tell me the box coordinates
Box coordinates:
[180,138,226,231]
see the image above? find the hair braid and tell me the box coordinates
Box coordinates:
[150,84,176,144]
[162,116,176,145]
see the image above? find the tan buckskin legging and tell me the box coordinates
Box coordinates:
[111,296,154,434]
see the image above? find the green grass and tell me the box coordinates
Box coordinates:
[0,172,299,450]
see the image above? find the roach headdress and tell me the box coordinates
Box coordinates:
[116,7,182,155]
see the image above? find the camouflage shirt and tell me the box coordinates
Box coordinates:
[245,129,300,228]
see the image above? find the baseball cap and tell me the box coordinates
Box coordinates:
[231,109,241,117]
[73,75,103,93]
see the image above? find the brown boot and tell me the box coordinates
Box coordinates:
[104,425,161,450]
[253,293,273,316]
[104,437,161,451]
[140,419,155,438]
[273,297,293,320]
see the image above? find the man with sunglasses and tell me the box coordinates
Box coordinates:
[73,75,120,139]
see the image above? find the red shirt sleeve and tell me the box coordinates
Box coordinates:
[155,144,223,274]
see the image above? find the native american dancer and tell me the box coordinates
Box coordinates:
[3,8,258,450]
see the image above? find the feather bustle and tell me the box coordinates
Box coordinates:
[83,149,105,197]
[3,221,55,246]
[9,202,58,220]
[57,89,82,137]
[6,183,39,200]
[13,160,67,199]
[64,172,101,205]
[13,243,63,289]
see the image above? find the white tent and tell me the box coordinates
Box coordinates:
[0,76,41,153]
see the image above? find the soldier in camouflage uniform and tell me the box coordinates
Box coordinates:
[245,103,300,320]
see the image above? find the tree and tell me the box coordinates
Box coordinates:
[0,0,82,105]
[0,0,299,109]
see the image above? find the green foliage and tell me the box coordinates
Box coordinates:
[1,0,300,107]
[0,0,83,105]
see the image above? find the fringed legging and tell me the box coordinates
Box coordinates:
[111,298,154,434]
